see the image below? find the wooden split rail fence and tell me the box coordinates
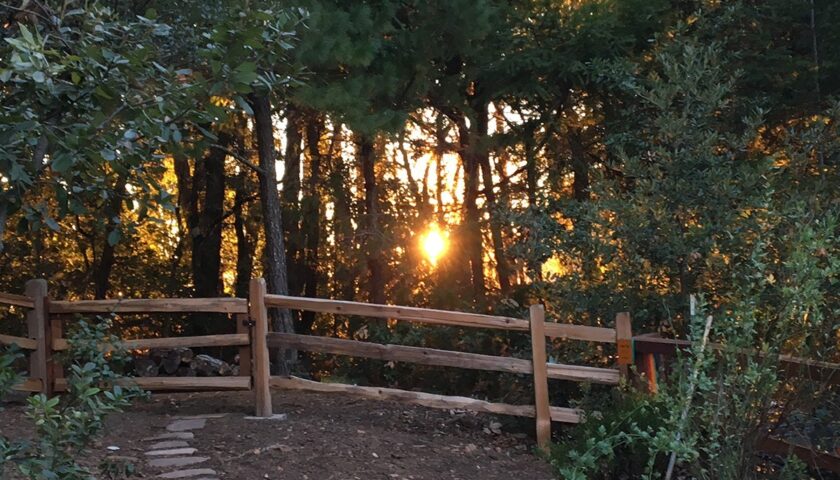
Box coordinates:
[1,279,253,396]
[247,278,631,447]
[4,277,838,469]
[0,278,632,449]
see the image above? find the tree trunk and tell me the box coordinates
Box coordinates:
[476,104,511,294]
[282,105,304,298]
[233,170,254,299]
[455,114,485,302]
[191,132,231,299]
[249,93,295,375]
[93,174,127,299]
[569,129,590,202]
[301,117,325,332]
[359,135,386,305]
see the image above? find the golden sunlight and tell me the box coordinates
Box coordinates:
[421,225,447,265]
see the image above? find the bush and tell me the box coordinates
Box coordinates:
[0,316,145,479]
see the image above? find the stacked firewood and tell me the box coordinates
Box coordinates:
[132,348,237,377]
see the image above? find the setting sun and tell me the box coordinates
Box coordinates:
[421,225,447,265]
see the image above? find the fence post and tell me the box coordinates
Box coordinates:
[529,304,551,450]
[25,279,51,396]
[51,314,65,392]
[616,312,633,381]
[236,313,252,379]
[249,278,272,417]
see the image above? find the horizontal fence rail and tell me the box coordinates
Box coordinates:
[0,292,34,309]
[253,280,627,450]
[265,294,616,343]
[0,334,37,350]
[50,297,248,314]
[633,333,840,385]
[54,376,250,392]
[270,375,583,423]
[267,332,620,385]
[52,333,249,352]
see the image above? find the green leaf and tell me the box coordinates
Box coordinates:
[32,71,46,83]
[233,62,258,86]
[234,95,254,116]
[44,216,60,231]
[100,148,116,161]
[107,229,121,246]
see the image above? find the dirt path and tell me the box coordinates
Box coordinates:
[1,390,554,479]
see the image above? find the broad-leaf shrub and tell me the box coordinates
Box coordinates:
[0,316,145,479]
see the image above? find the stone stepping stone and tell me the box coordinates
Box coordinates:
[157,468,217,479]
[148,456,209,469]
[143,432,195,442]
[172,414,227,420]
[166,418,207,432]
[149,440,190,450]
[145,448,198,457]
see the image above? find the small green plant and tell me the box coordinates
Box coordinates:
[0,316,145,479]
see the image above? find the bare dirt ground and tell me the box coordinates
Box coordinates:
[1,390,554,479]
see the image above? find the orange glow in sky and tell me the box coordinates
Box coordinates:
[421,225,447,265]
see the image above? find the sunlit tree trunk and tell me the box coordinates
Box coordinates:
[453,110,485,302]
[358,134,386,305]
[329,131,357,305]
[477,105,511,294]
[249,93,295,375]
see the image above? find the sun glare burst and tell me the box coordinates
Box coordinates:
[421,225,447,265]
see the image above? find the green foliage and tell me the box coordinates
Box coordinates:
[540,8,838,478]
[0,317,145,479]
[0,4,193,250]
[548,388,670,479]
[0,345,24,402]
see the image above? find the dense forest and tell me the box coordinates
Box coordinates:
[1,0,838,478]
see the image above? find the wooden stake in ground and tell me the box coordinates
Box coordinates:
[664,307,714,480]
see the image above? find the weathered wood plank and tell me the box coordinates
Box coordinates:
[616,312,633,379]
[0,292,34,309]
[0,333,38,350]
[53,376,250,392]
[12,378,42,392]
[270,375,582,423]
[268,332,619,384]
[25,279,50,396]
[546,363,620,385]
[264,294,530,332]
[250,278,273,417]
[633,334,840,385]
[268,332,533,374]
[264,294,616,343]
[529,305,551,449]
[235,313,252,379]
[759,436,840,473]
[50,298,248,314]
[544,322,616,344]
[52,333,249,352]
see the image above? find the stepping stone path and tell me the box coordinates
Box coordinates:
[142,414,226,479]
